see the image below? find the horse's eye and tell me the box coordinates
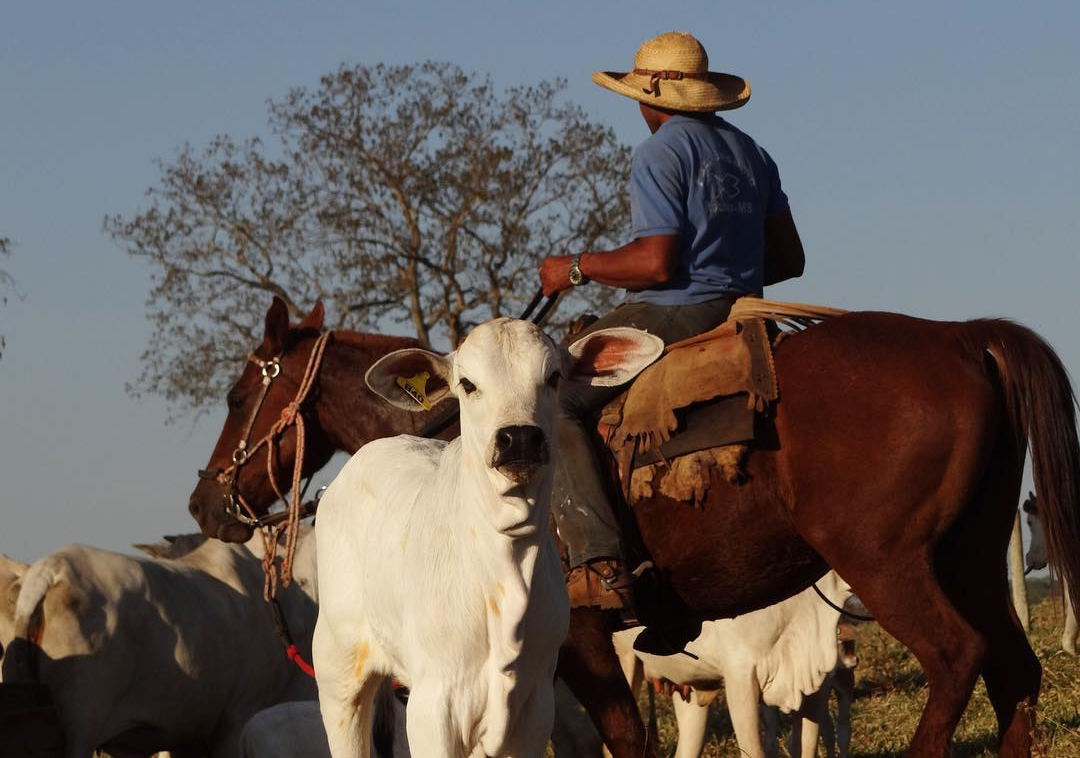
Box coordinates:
[227,395,244,412]
[545,371,561,388]
[460,377,477,395]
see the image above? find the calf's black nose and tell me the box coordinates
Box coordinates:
[492,424,549,467]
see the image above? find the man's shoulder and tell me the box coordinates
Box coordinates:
[644,116,758,153]
[633,126,683,161]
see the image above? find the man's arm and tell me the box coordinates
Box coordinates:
[539,235,681,297]
[763,210,805,286]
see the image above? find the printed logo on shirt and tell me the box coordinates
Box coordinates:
[698,159,753,215]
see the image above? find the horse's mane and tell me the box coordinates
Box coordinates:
[329,329,424,352]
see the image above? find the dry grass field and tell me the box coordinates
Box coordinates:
[604,581,1080,757]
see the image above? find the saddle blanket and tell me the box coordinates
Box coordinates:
[600,316,777,465]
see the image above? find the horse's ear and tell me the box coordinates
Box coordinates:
[297,301,325,332]
[263,297,291,356]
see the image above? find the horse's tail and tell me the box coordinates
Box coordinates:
[1,555,62,682]
[968,318,1080,619]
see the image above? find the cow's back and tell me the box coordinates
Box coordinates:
[9,538,317,754]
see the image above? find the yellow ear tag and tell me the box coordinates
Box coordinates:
[395,371,432,410]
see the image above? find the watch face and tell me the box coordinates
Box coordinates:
[568,261,583,286]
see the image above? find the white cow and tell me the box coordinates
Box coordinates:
[1,528,319,758]
[759,635,857,758]
[1024,497,1079,654]
[0,553,28,665]
[240,683,411,758]
[613,570,854,758]
[313,319,663,758]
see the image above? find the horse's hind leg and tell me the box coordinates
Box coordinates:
[943,512,1040,755]
[942,440,1040,757]
[968,587,1040,758]
[823,553,986,757]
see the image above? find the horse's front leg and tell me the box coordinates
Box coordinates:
[556,608,656,758]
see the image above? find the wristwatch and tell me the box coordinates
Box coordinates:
[567,255,586,286]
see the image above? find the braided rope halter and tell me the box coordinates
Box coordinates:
[197,331,332,599]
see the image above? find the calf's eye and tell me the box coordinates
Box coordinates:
[460,377,477,395]
[545,371,561,388]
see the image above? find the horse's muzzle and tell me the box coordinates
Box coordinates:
[188,481,254,543]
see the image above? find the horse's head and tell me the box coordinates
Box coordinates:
[188,297,337,542]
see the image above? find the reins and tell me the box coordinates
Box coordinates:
[812,582,875,622]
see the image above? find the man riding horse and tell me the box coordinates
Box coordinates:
[538,32,805,650]
[190,35,1080,753]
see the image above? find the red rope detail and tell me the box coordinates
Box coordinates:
[286,643,317,678]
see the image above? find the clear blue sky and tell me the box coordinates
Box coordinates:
[1,2,1078,561]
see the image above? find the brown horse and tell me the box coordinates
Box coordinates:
[189,297,1080,758]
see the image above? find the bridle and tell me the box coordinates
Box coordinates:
[200,289,558,502]
[197,330,332,590]
[195,293,559,674]
[194,289,558,595]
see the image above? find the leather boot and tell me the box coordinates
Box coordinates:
[565,558,635,615]
[629,568,703,657]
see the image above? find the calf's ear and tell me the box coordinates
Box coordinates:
[366,348,454,411]
[566,327,664,387]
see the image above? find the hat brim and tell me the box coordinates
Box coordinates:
[592,70,750,112]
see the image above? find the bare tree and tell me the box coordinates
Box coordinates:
[106,62,630,417]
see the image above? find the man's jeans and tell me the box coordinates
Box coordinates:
[554,297,735,567]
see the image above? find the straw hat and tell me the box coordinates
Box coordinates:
[592,32,750,113]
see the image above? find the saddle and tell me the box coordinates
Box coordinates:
[596,298,846,506]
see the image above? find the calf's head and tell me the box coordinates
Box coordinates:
[366,319,662,506]
[1023,492,1047,573]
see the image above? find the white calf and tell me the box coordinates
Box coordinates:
[313,318,662,758]
[759,635,857,758]
[240,684,410,758]
[0,553,28,665]
[1025,497,1079,654]
[614,570,853,758]
[1,528,318,758]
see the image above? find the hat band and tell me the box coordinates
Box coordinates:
[632,68,709,97]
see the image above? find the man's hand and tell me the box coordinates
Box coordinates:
[539,254,575,297]
[538,236,681,297]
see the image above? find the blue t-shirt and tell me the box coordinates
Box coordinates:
[628,115,789,305]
